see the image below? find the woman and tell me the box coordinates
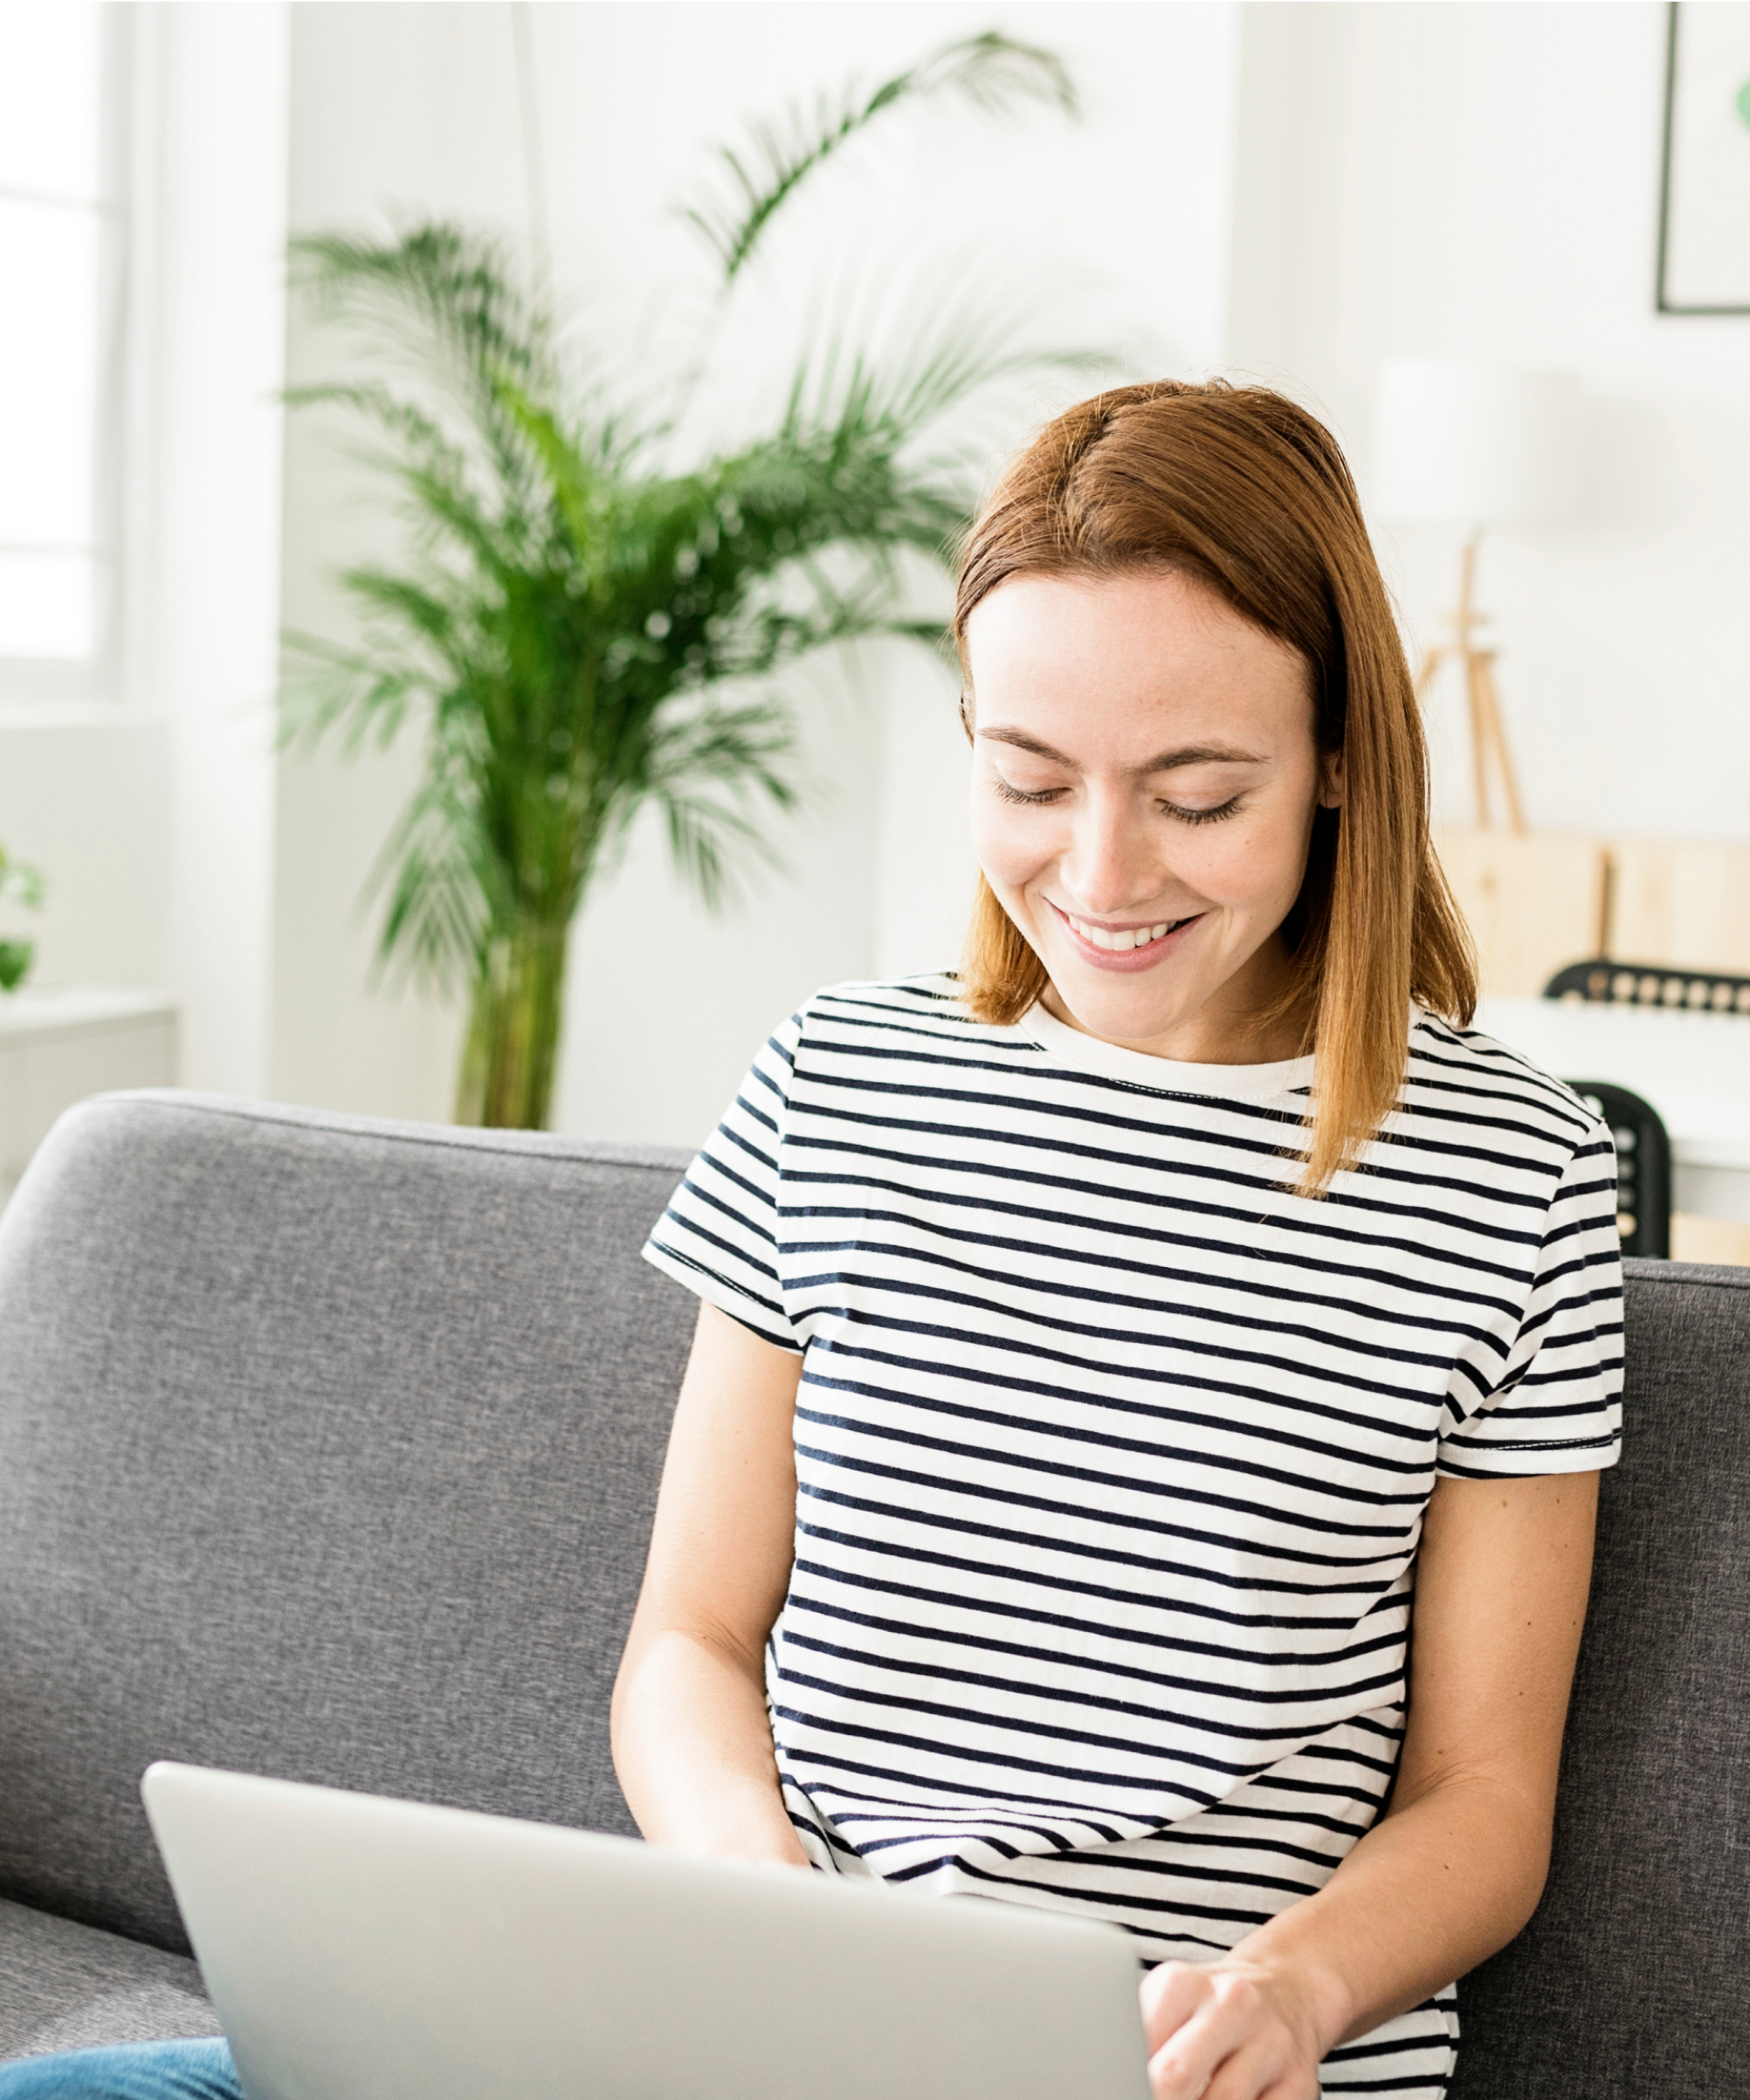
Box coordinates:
[618,382,1620,2100]
[0,382,1620,2100]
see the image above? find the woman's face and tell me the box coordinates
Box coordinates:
[964,568,1341,1064]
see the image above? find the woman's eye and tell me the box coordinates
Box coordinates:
[1161,797,1243,825]
[992,778,1064,806]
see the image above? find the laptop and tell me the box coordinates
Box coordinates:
[141,1761,1152,2100]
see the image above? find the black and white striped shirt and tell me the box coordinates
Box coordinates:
[643,976,1623,2098]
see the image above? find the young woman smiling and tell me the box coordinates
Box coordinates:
[622,382,1623,2100]
[0,383,1619,2100]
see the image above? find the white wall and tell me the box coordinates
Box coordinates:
[1228,2,1750,844]
[272,0,1244,1146]
[149,0,291,1095]
[0,713,166,987]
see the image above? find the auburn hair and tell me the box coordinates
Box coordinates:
[954,379,1476,1194]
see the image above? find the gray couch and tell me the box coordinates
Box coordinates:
[0,1091,1744,2094]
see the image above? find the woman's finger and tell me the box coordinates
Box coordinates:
[1146,1972,1271,2097]
[1140,1959,1216,2048]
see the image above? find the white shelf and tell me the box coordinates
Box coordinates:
[0,984,178,1039]
[0,985,179,1200]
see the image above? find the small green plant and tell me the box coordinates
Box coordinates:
[286,31,1085,1129]
[0,846,44,992]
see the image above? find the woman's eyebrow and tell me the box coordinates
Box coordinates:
[978,726,1077,764]
[979,726,1266,773]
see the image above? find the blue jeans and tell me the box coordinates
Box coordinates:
[0,2043,240,2100]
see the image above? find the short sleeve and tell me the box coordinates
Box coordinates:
[640,1011,804,1353]
[1436,1119,1624,1477]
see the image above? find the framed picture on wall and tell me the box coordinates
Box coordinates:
[1657,0,1750,312]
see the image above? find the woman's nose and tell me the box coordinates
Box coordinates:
[1059,791,1164,916]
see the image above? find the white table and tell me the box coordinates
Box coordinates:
[1475,996,1750,1223]
[0,986,179,1202]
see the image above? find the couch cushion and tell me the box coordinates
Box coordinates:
[0,1093,694,1955]
[1450,1262,1750,2099]
[0,1897,219,2061]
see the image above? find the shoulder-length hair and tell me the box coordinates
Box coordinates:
[954,378,1475,1194]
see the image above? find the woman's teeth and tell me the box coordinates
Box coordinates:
[1069,915,1187,952]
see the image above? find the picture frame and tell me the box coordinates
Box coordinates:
[1657,0,1750,313]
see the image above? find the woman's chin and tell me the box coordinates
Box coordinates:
[1043,961,1208,1052]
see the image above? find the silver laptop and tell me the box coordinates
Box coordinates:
[142,1761,1151,2100]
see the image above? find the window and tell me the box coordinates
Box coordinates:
[0,2,124,688]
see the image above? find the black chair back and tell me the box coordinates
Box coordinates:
[1562,1080,1671,1260]
[1545,957,1750,1015]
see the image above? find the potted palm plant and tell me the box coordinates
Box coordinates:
[286,31,1085,1128]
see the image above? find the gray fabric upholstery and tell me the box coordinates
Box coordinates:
[0,1900,219,2061]
[1450,1261,1750,2100]
[0,1092,693,1957]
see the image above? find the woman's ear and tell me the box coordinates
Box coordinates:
[1318,747,1345,810]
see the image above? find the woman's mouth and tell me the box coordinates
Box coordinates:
[1048,900,1203,968]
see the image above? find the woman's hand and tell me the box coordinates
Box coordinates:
[1140,1954,1342,2100]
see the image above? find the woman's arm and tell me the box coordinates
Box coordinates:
[611,1300,809,1866]
[1140,1467,1600,2100]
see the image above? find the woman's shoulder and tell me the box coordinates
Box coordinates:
[1404,1007,1611,1153]
[791,970,993,1038]
[776,971,1040,1071]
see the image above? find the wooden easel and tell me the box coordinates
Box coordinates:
[1412,536,1526,833]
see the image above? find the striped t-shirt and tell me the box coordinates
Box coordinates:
[642,975,1624,2099]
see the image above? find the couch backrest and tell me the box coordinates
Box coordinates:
[0,1092,694,1952]
[1450,1261,1750,2100]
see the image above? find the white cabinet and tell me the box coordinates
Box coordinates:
[0,988,178,1201]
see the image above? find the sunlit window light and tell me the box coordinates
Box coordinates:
[0,1,113,670]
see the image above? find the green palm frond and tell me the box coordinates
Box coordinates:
[364,761,493,990]
[489,381,612,572]
[782,251,1113,458]
[679,31,1078,284]
[279,632,430,755]
[285,382,457,467]
[651,789,766,912]
[642,696,798,909]
[292,225,546,394]
[646,696,799,806]
[291,226,562,513]
[291,382,538,573]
